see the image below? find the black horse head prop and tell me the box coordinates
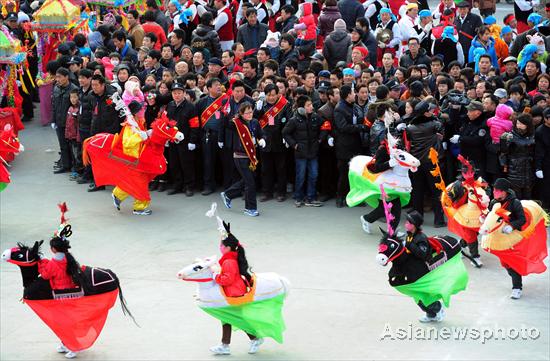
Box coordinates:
[2,240,43,267]
[376,228,406,267]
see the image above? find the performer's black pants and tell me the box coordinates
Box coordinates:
[460,239,480,258]
[363,198,401,231]
[418,300,442,318]
[410,163,445,225]
[222,324,256,344]
[225,158,257,211]
[169,143,195,189]
[506,267,523,290]
[260,151,286,196]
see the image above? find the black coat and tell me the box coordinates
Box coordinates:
[454,13,483,59]
[399,48,431,68]
[499,130,535,189]
[535,124,550,172]
[489,192,527,230]
[90,85,125,135]
[333,100,364,160]
[220,96,254,148]
[282,110,325,159]
[368,144,392,173]
[322,30,352,69]
[52,82,79,127]
[457,113,490,171]
[405,231,432,261]
[166,99,199,145]
[78,87,94,131]
[337,0,365,30]
[406,115,442,165]
[255,99,292,153]
[191,24,223,58]
[236,22,269,51]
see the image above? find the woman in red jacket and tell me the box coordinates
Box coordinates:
[38,225,84,358]
[210,225,264,355]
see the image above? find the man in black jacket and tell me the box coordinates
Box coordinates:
[88,74,126,191]
[317,86,340,202]
[489,178,527,299]
[333,85,366,208]
[454,1,483,60]
[535,109,550,209]
[167,83,199,196]
[236,8,269,51]
[283,95,327,207]
[399,38,432,68]
[52,67,79,174]
[76,69,94,184]
[407,100,446,227]
[449,100,490,179]
[255,84,292,202]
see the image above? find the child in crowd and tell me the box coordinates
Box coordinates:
[66,89,82,180]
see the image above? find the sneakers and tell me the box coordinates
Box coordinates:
[511,288,522,299]
[220,192,232,209]
[360,216,372,234]
[294,200,304,208]
[470,257,483,268]
[248,338,264,354]
[133,209,152,216]
[419,314,436,323]
[112,193,121,211]
[209,343,230,355]
[433,307,446,322]
[65,351,78,359]
[244,209,259,217]
[69,172,79,181]
[304,200,323,207]
[56,343,68,353]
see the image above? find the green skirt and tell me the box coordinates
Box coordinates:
[200,294,286,343]
[346,170,410,208]
[394,253,469,307]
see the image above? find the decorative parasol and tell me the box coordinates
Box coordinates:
[32,0,81,32]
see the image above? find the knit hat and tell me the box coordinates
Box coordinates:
[406,211,424,228]
[528,13,542,26]
[494,88,507,99]
[493,178,512,192]
[352,46,369,58]
[342,68,354,76]
[441,26,457,42]
[334,19,346,31]
[483,15,496,25]
[419,9,431,18]
[501,26,513,36]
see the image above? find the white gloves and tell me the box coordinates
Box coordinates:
[218,142,224,149]
[502,225,513,234]
[51,123,57,130]
[138,130,148,140]
[378,41,386,49]
[256,99,263,111]
[449,135,460,144]
[442,142,448,150]
[389,158,398,167]
[188,143,196,151]
[284,140,290,148]
[328,137,334,147]
[536,170,544,179]
[396,123,406,132]
[258,138,266,148]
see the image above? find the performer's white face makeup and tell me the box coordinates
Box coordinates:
[493,189,506,201]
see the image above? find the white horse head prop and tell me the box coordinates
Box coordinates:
[386,129,420,173]
[176,256,217,281]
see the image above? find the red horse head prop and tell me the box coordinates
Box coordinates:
[148,113,184,145]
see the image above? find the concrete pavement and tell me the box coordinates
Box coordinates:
[1,110,549,360]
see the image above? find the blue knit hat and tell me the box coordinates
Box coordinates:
[528,13,542,26]
[483,15,496,25]
[501,25,512,36]
[342,68,354,76]
[419,9,431,18]
[442,26,457,42]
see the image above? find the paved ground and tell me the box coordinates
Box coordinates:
[1,3,549,358]
[1,107,549,361]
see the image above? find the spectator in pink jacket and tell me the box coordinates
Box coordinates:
[487,104,514,143]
